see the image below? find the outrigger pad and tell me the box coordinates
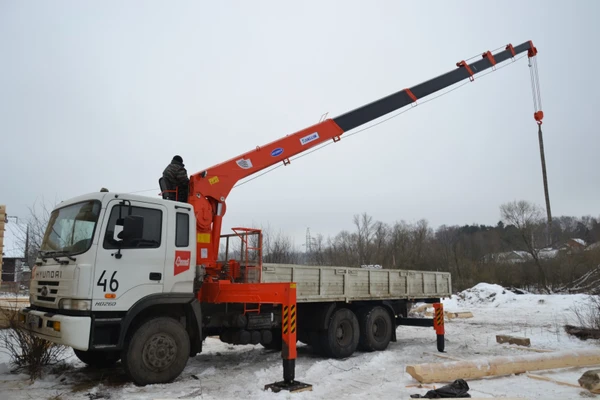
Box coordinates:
[264,380,313,393]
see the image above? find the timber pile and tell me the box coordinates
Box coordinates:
[406,349,600,384]
[565,325,600,340]
[418,306,473,319]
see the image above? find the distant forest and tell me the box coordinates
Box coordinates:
[246,200,600,292]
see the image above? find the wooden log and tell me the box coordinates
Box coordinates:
[446,311,473,319]
[578,369,600,393]
[405,349,600,384]
[508,346,554,353]
[526,373,582,389]
[412,304,431,313]
[496,334,531,347]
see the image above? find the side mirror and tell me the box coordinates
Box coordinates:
[120,215,144,241]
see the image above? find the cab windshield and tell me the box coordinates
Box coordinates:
[40,200,102,256]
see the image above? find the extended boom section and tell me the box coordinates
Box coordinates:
[189,41,538,272]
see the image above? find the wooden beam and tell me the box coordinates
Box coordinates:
[446,311,474,319]
[406,349,600,384]
[496,334,531,347]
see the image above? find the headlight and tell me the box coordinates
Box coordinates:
[59,299,91,311]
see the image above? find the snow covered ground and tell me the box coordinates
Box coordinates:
[1,283,599,399]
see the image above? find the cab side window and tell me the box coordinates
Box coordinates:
[103,205,163,249]
[175,212,189,247]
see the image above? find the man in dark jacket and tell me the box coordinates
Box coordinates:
[162,155,189,202]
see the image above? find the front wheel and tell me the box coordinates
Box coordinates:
[122,317,190,386]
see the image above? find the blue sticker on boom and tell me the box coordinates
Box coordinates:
[271,148,284,157]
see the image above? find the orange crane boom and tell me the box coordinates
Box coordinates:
[188,40,540,276]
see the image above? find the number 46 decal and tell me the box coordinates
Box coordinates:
[97,270,119,292]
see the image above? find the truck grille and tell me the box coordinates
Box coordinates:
[36,281,60,303]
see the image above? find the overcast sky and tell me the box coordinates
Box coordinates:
[1,1,598,251]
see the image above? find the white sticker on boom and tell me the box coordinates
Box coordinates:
[201,248,208,259]
[300,132,319,146]
[236,158,253,169]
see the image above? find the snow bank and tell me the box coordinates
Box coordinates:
[1,282,598,399]
[443,282,517,310]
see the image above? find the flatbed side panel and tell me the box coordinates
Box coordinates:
[262,263,451,302]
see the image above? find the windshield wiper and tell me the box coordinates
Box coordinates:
[36,251,50,264]
[39,250,76,264]
[53,251,76,263]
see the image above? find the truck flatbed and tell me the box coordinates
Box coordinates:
[260,263,452,303]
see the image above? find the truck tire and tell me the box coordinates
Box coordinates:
[122,317,190,386]
[357,306,392,352]
[261,329,282,350]
[321,308,359,358]
[73,349,120,368]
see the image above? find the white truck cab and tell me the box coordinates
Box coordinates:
[19,191,203,384]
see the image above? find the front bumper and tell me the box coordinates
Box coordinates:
[18,308,91,351]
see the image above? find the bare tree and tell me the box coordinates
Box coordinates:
[262,225,298,264]
[411,219,432,267]
[311,233,327,265]
[328,230,358,267]
[354,212,375,265]
[10,198,57,269]
[390,221,413,268]
[500,200,548,289]
[435,225,462,279]
[372,221,392,267]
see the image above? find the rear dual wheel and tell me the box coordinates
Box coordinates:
[357,306,393,352]
[320,308,360,358]
[315,305,393,358]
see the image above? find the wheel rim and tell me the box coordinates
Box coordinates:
[372,316,388,342]
[335,320,353,346]
[142,333,178,372]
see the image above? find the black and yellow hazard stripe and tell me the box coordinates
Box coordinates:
[283,305,289,334]
[434,307,444,327]
[290,304,296,334]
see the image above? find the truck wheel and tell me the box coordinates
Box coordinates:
[357,306,392,352]
[122,317,190,386]
[321,308,359,358]
[261,329,282,350]
[73,349,120,368]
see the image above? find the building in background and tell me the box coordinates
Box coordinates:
[1,210,29,290]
